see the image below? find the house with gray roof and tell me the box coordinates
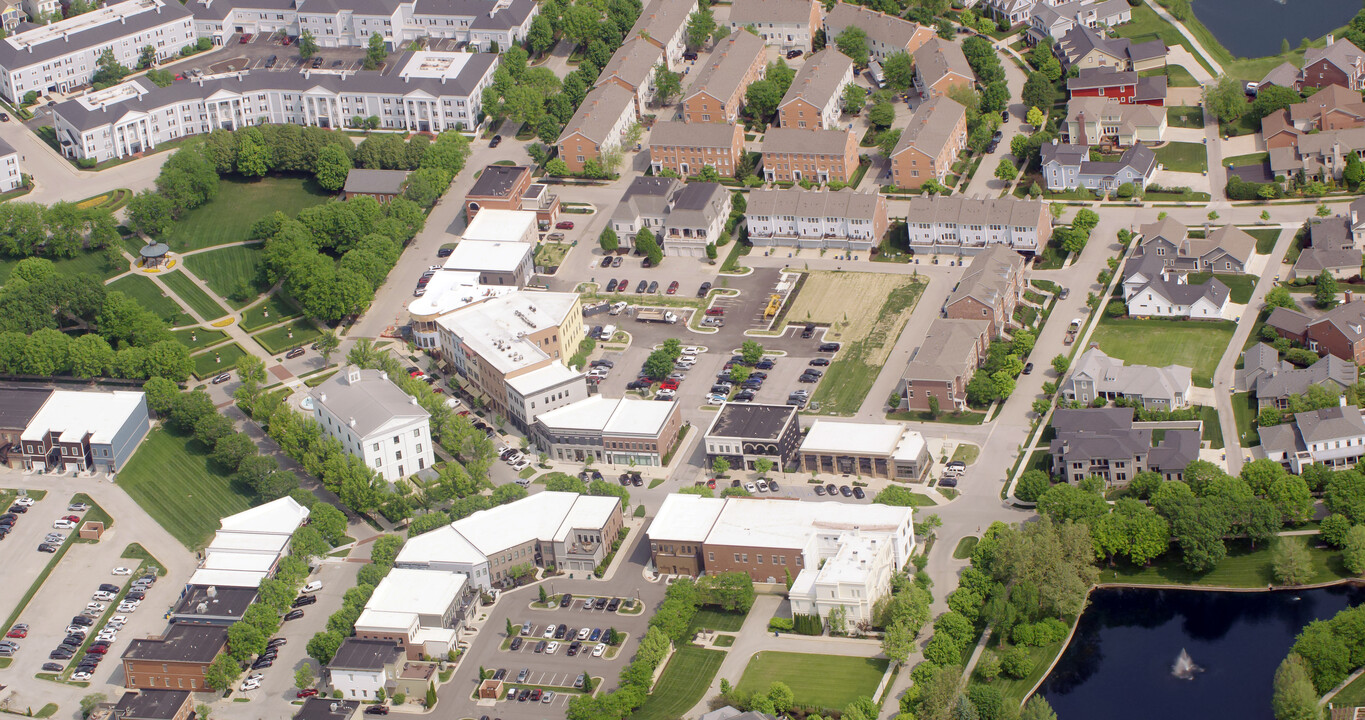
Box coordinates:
[1301,36,1365,91]
[1268,301,1365,365]
[745,186,887,250]
[1261,404,1365,473]
[342,169,410,203]
[1049,407,1199,485]
[596,37,664,112]
[1062,346,1191,410]
[1238,342,1358,411]
[608,177,730,256]
[943,245,1026,338]
[896,318,992,412]
[890,95,968,190]
[626,0,698,67]
[1293,246,1362,281]
[1121,253,1229,319]
[1039,141,1155,193]
[682,30,767,124]
[903,196,1049,253]
[310,366,433,483]
[556,82,639,173]
[1027,0,1130,41]
[913,37,975,99]
[822,3,934,62]
[52,52,497,162]
[1131,217,1256,274]
[726,0,820,50]
[1259,61,1300,91]
[1054,24,1166,72]
[777,49,855,130]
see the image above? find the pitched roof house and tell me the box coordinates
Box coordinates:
[760,127,859,183]
[1049,407,1199,485]
[912,37,975,99]
[682,30,767,124]
[1268,301,1365,365]
[1065,65,1166,105]
[1121,254,1230,320]
[896,318,992,412]
[649,121,747,177]
[1132,217,1256,274]
[822,3,934,62]
[607,177,732,256]
[1301,36,1365,91]
[942,245,1027,338]
[1062,346,1192,410]
[1261,404,1365,473]
[890,95,968,190]
[626,0,700,67]
[1039,141,1156,192]
[1237,342,1358,410]
[1055,24,1166,72]
[727,0,821,50]
[778,49,856,130]
[1063,96,1166,145]
[1028,0,1131,41]
[555,83,639,173]
[596,37,665,112]
[745,187,888,251]
[1263,83,1365,150]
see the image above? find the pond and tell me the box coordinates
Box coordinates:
[1189,0,1359,59]
[1038,585,1365,719]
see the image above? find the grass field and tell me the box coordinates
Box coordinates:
[534,243,571,269]
[1154,142,1209,173]
[787,272,925,415]
[951,443,980,465]
[1248,227,1281,255]
[1231,391,1260,447]
[631,646,725,720]
[0,248,125,285]
[240,292,304,332]
[107,275,192,326]
[1199,405,1224,449]
[1332,671,1365,706]
[1104,538,1346,587]
[182,244,267,309]
[117,428,256,548]
[171,327,229,351]
[1166,65,1199,87]
[736,652,888,711]
[253,318,323,355]
[953,536,979,559]
[1224,152,1269,168]
[1187,272,1257,304]
[160,270,228,320]
[1166,106,1204,129]
[1113,4,1215,75]
[688,609,747,635]
[161,176,330,253]
[192,342,249,379]
[1092,318,1236,387]
[988,636,1068,706]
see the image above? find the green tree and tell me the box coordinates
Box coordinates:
[1271,537,1313,585]
[754,457,773,477]
[1015,469,1051,502]
[882,51,915,91]
[316,330,340,367]
[994,158,1016,182]
[1051,354,1069,374]
[1265,286,1297,310]
[1203,74,1247,124]
[365,32,387,70]
[745,79,782,121]
[227,621,267,663]
[1273,654,1321,720]
[768,681,795,714]
[713,456,730,476]
[1022,71,1056,112]
[843,83,867,114]
[1021,696,1058,720]
[881,617,917,664]
[298,30,319,59]
[204,654,242,693]
[236,134,269,177]
[1026,105,1045,127]
[635,228,663,265]
[740,339,764,364]
[528,14,554,55]
[315,144,352,192]
[1322,513,1353,547]
[835,26,869,66]
[599,227,619,253]
[1316,269,1339,309]
[80,695,106,718]
[686,9,717,49]
[868,100,896,129]
[1344,524,1365,575]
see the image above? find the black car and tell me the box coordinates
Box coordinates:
[825,483,838,495]
[510,637,523,651]
[98,583,119,594]
[818,343,841,352]
[814,485,827,496]
[802,369,823,378]
[810,358,830,366]
[786,49,803,59]
[49,650,73,660]
[755,360,774,370]
[364,706,390,715]
[292,594,317,607]
[535,640,547,653]
[286,347,306,359]
[284,609,305,621]
[606,279,618,292]
[8,505,25,513]
[635,280,648,293]
[647,281,659,293]
[252,658,274,670]
[560,593,573,608]
[1022,362,1034,375]
[853,487,866,499]
[733,390,755,401]
[567,641,581,656]
[840,485,853,497]
[801,322,815,338]
[554,624,568,639]
[126,591,145,602]
[493,668,507,680]
[601,256,613,268]
[626,379,650,390]
[631,475,643,487]
[985,140,998,154]
[697,282,712,297]
[1000,109,1010,122]
[41,662,63,672]
[682,51,698,61]
[264,55,278,68]
[939,475,958,488]
[797,374,818,383]
[490,135,503,148]
[311,56,324,68]
[768,480,780,492]
[38,543,56,553]
[607,598,621,611]
[70,617,93,626]
[437,247,454,258]
[590,359,614,368]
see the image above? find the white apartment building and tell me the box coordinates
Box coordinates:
[745,187,887,251]
[310,366,435,482]
[189,0,537,51]
[0,0,197,103]
[506,362,589,436]
[0,137,22,193]
[51,51,496,162]
[626,0,697,69]
[902,196,1050,254]
[727,0,819,51]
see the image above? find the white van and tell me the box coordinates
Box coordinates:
[681,346,700,356]
[599,324,617,340]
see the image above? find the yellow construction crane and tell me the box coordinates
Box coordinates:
[764,293,782,319]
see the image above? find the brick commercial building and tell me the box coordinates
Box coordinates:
[112,691,192,720]
[533,395,684,467]
[777,49,855,130]
[649,121,747,177]
[727,0,820,50]
[647,495,915,622]
[122,625,229,691]
[682,30,767,124]
[464,164,560,224]
[896,318,992,412]
[797,420,931,480]
[703,402,803,472]
[761,127,858,183]
[890,95,967,190]
[942,245,1027,338]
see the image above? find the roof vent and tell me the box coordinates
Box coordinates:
[349,418,356,428]
[195,602,207,613]
[206,585,217,598]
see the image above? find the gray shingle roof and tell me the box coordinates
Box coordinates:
[1067,66,1137,90]
[1267,306,1312,337]
[650,120,741,149]
[912,37,974,90]
[1066,346,1191,406]
[761,126,851,155]
[598,37,663,91]
[746,186,881,221]
[728,0,812,25]
[1304,37,1364,76]
[904,195,1048,230]
[778,48,853,110]
[902,318,989,382]
[310,367,430,440]
[343,169,409,195]
[891,95,966,159]
[944,244,1022,312]
[685,29,765,104]
[628,0,694,47]
[0,0,192,68]
[558,82,636,145]
[1294,246,1362,276]
[1311,301,1365,344]
[1295,404,1365,444]
[611,175,682,223]
[1256,353,1358,400]
[824,2,923,51]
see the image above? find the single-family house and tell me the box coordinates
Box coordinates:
[1131,217,1256,274]
[1268,301,1365,365]
[1264,84,1365,150]
[1049,407,1200,485]
[1039,141,1156,192]
[1028,0,1131,42]
[1055,25,1166,72]
[912,38,976,99]
[1065,66,1166,105]
[1261,404,1365,472]
[682,30,767,124]
[890,95,968,190]
[1121,254,1230,319]
[1293,246,1362,280]
[1269,126,1365,182]
[778,49,856,130]
[341,169,409,204]
[1063,96,1167,145]
[1301,35,1365,91]
[1237,342,1358,411]
[1062,346,1192,410]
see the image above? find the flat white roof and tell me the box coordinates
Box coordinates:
[799,421,913,457]
[553,494,622,542]
[206,531,290,555]
[399,51,476,81]
[20,389,145,444]
[407,270,512,317]
[441,239,533,274]
[395,525,485,567]
[704,498,914,550]
[366,568,467,617]
[462,209,537,243]
[537,396,677,436]
[506,362,583,396]
[536,395,620,432]
[188,568,269,588]
[217,497,310,535]
[202,551,277,573]
[436,291,580,375]
[892,430,926,462]
[397,492,620,566]
[648,494,726,543]
[355,609,420,634]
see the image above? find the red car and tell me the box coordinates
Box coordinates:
[555,221,574,230]
[6,628,26,638]
[62,515,80,523]
[86,645,108,655]
[298,689,320,699]
[240,33,253,43]
[704,308,724,316]
[667,281,679,295]
[660,380,679,391]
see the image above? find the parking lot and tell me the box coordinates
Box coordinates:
[179,33,371,78]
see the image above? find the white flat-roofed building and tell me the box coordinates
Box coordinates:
[205,530,291,555]
[440,239,533,287]
[51,52,496,162]
[180,497,309,591]
[394,491,624,589]
[459,208,538,245]
[407,270,512,350]
[187,568,270,588]
[647,495,915,622]
[18,389,150,474]
[200,551,278,574]
[218,495,310,534]
[310,366,434,482]
[533,395,685,467]
[354,568,471,660]
[505,362,588,434]
[0,0,196,103]
[798,420,931,480]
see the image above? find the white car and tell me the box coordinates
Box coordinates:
[504,453,524,465]
[706,395,725,406]
[542,691,556,703]
[92,591,116,602]
[108,616,127,627]
[756,479,769,492]
[97,633,117,643]
[546,641,560,655]
[246,672,264,682]
[681,346,700,356]
[745,483,757,493]
[656,389,676,400]
[577,627,591,641]
[71,672,92,682]
[65,625,88,635]
[85,603,106,612]
[512,459,531,472]
[111,567,132,576]
[117,604,138,613]
[593,643,606,657]
[53,520,76,529]
[14,497,34,507]
[301,581,323,594]
[240,679,261,691]
[543,625,556,639]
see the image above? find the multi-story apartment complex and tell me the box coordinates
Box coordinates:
[777,49,854,130]
[942,245,1026,338]
[649,121,745,177]
[310,366,434,482]
[889,95,967,189]
[52,52,497,162]
[533,395,684,467]
[595,37,663,113]
[0,0,197,103]
[435,290,585,429]
[555,82,638,174]
[760,127,858,183]
[902,196,1049,253]
[912,37,974,99]
[822,2,932,63]
[0,137,21,193]
[726,0,820,51]
[608,176,732,255]
[122,625,229,691]
[896,318,991,412]
[1049,407,1200,486]
[744,186,886,251]
[703,402,803,472]
[625,0,697,68]
[681,29,766,124]
[396,491,625,588]
[188,0,538,51]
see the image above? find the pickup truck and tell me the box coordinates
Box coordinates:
[636,309,678,324]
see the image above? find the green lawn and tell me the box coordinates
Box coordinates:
[953,536,979,559]
[117,427,256,549]
[0,249,125,285]
[1187,272,1257,304]
[807,280,925,415]
[1103,538,1346,587]
[172,327,229,351]
[986,636,1069,706]
[1224,152,1269,168]
[688,609,747,634]
[631,646,725,720]
[161,176,330,253]
[1113,4,1215,75]
[159,270,228,320]
[107,275,192,326]
[192,342,249,380]
[1166,106,1204,129]
[1166,65,1199,87]
[1199,405,1224,449]
[886,410,986,424]
[1231,390,1261,447]
[736,652,888,711]
[1154,142,1209,173]
[1248,227,1281,255]
[1092,318,1235,387]
[253,318,323,355]
[1332,671,1365,706]
[951,443,980,465]
[534,243,571,269]
[240,292,304,332]
[181,244,267,309]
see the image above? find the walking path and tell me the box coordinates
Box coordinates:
[1144,0,1223,77]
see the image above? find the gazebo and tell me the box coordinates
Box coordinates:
[139,242,170,268]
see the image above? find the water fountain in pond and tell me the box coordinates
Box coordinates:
[1172,649,1202,680]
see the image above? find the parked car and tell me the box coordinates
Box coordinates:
[697,282,712,297]
[635,280,648,293]
[810,358,830,366]
[286,347,306,359]
[556,220,574,229]
[818,343,841,352]
[283,609,304,621]
[787,49,803,59]
[667,281,679,294]
[489,135,502,148]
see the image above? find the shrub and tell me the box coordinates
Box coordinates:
[1000,646,1031,679]
[768,617,794,632]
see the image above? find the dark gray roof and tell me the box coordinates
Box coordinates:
[1039,141,1088,168]
[0,135,16,157]
[685,30,765,104]
[344,169,409,195]
[467,164,530,199]
[1050,407,1198,474]
[1141,274,1229,307]
[672,181,725,211]
[1267,306,1312,337]
[945,245,1022,311]
[1295,404,1365,443]
[0,0,193,68]
[328,638,403,671]
[114,691,191,720]
[779,49,853,110]
[0,386,52,432]
[53,52,497,132]
[1310,216,1353,250]
[1295,246,1362,275]
[295,698,360,720]
[728,0,812,25]
[1304,37,1365,75]
[1067,66,1137,90]
[707,403,797,441]
[913,37,974,89]
[761,127,850,155]
[1310,301,1365,344]
[122,624,228,664]
[171,584,258,620]
[1256,353,1358,400]
[891,95,966,159]
[650,120,741,149]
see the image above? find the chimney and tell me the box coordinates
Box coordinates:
[1329,34,1336,46]
[318,392,327,402]
[348,418,356,427]
[206,585,217,597]
[1347,290,1354,304]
